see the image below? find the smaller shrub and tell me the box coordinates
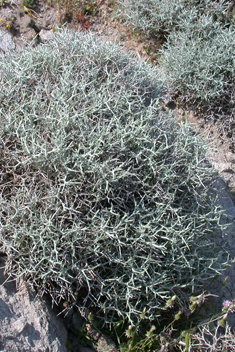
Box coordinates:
[119,0,230,36]
[119,0,186,35]
[160,16,235,106]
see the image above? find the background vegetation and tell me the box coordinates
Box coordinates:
[121,0,235,141]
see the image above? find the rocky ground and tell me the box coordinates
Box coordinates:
[1,1,235,351]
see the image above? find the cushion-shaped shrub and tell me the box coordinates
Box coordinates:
[0,29,226,323]
[119,0,229,36]
[160,16,235,106]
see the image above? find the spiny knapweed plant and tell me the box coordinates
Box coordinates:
[119,0,235,105]
[160,15,235,106]
[119,0,230,37]
[0,29,227,324]
[159,12,235,143]
[121,0,235,141]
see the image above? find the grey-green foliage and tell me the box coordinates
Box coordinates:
[120,0,235,114]
[119,0,186,34]
[119,0,229,35]
[160,15,235,105]
[0,29,225,323]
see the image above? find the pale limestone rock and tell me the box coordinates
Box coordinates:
[0,29,15,55]
[39,29,54,41]
[0,256,68,352]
